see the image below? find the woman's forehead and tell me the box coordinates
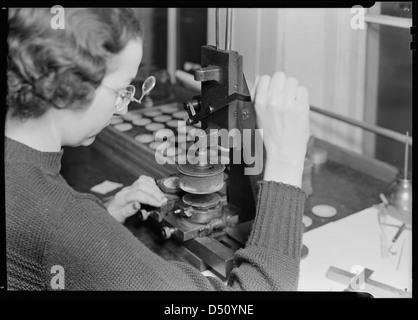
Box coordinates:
[105,39,143,80]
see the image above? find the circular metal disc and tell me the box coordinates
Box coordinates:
[132,118,151,126]
[312,204,337,218]
[123,112,142,121]
[153,115,172,123]
[182,193,222,208]
[177,163,225,177]
[173,110,189,119]
[114,123,133,131]
[159,176,180,193]
[160,105,179,114]
[143,110,162,117]
[145,123,165,132]
[135,134,154,144]
[149,141,170,150]
[302,215,313,228]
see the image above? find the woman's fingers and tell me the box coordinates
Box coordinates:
[116,201,141,222]
[123,183,166,207]
[254,74,271,109]
[284,77,299,110]
[135,175,157,187]
[269,71,286,95]
[296,86,309,110]
[124,201,141,216]
[134,175,165,199]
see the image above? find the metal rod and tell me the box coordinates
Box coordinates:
[167,8,177,84]
[225,8,232,50]
[404,131,409,179]
[310,105,412,146]
[215,8,219,49]
[365,13,412,29]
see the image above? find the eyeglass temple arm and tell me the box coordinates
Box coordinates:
[131,96,142,104]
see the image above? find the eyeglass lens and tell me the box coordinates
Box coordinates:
[116,86,135,111]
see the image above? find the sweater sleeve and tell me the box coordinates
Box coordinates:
[44,181,305,291]
[227,180,306,291]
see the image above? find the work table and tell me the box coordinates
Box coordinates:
[60,135,391,261]
[59,82,408,295]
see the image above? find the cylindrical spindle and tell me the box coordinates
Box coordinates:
[216,8,219,49]
[404,131,409,180]
[225,8,232,50]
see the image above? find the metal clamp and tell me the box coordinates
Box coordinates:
[185,92,251,125]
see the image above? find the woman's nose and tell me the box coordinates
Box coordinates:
[114,105,128,116]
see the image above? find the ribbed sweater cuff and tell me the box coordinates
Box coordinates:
[246,180,306,259]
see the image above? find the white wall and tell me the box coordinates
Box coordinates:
[208,8,367,154]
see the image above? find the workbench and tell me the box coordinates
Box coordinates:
[60,85,410,296]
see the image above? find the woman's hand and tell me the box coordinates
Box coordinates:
[106,175,167,223]
[251,72,310,188]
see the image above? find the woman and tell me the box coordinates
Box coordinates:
[5,8,310,290]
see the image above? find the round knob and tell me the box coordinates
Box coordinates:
[161,226,175,240]
[139,209,150,221]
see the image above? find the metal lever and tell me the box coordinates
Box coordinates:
[185,92,251,125]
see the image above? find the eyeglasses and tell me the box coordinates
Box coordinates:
[101,84,141,112]
[101,76,157,112]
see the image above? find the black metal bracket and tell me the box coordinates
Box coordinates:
[184,92,251,125]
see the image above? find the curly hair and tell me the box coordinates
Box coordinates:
[7,8,143,119]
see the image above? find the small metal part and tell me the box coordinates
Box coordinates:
[159,176,181,194]
[139,209,151,221]
[225,8,232,50]
[161,226,176,240]
[184,92,251,125]
[183,97,201,124]
[386,177,412,213]
[194,65,222,82]
[379,193,389,205]
[388,223,407,254]
[174,206,193,218]
[198,218,225,237]
[385,131,412,213]
[215,8,219,49]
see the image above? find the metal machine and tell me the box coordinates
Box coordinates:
[93,8,411,284]
[137,9,266,278]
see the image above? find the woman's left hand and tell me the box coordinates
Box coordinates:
[106,175,167,223]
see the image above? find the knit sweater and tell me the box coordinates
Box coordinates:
[5,136,306,291]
